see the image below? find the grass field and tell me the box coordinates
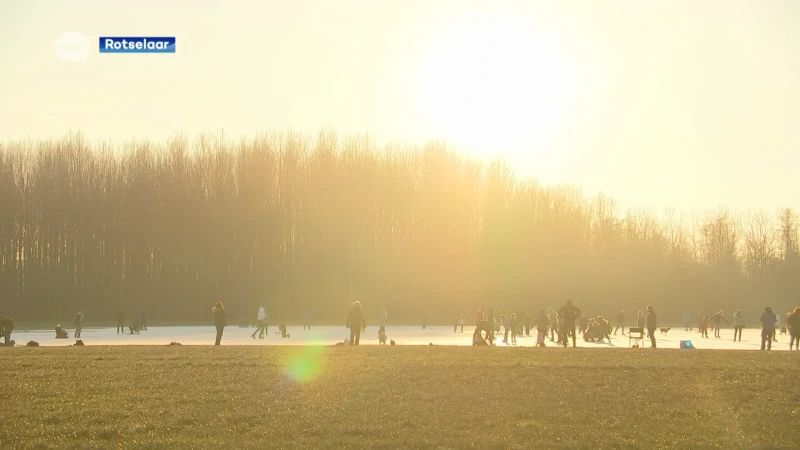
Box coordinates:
[2,347,797,449]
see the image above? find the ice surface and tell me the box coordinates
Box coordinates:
[7,325,797,350]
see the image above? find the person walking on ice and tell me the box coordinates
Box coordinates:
[212,302,227,346]
[73,310,85,339]
[252,305,267,339]
[347,301,367,346]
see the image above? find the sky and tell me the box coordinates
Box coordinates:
[0,0,798,213]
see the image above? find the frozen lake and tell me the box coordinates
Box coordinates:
[7,324,798,350]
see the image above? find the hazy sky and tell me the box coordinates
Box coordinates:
[1,0,798,213]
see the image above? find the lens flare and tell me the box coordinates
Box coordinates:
[284,335,325,383]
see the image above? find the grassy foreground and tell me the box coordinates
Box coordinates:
[2,347,797,449]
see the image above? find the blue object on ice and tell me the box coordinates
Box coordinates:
[680,340,695,349]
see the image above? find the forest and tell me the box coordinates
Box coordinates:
[0,131,797,324]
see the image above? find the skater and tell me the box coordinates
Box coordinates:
[682,312,692,331]
[279,323,289,338]
[133,310,142,334]
[732,309,744,342]
[116,310,125,334]
[212,301,227,346]
[346,301,367,346]
[0,317,15,346]
[700,315,710,338]
[252,305,267,339]
[459,313,466,333]
[487,307,497,344]
[421,313,427,330]
[453,315,459,333]
[535,309,549,347]
[599,316,612,343]
[788,307,800,351]
[558,300,580,348]
[646,305,657,348]
[379,308,388,334]
[711,310,727,338]
[73,310,85,339]
[303,310,312,331]
[548,308,559,342]
[759,306,777,351]
[614,310,625,335]
[501,314,509,344]
[141,309,149,330]
[510,313,519,344]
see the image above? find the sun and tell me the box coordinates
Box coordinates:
[414,12,570,159]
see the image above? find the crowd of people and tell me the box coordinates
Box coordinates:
[3,301,800,350]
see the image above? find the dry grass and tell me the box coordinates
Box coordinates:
[1,346,797,449]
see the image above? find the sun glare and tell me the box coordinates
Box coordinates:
[415,12,571,159]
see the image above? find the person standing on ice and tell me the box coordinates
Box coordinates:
[303,310,312,330]
[558,300,580,348]
[682,312,692,331]
[732,309,744,342]
[787,307,800,350]
[379,308,388,334]
[711,310,727,338]
[759,306,777,350]
[646,305,657,348]
[614,310,625,336]
[347,301,367,346]
[458,313,466,333]
[251,305,266,339]
[73,310,85,339]
[116,309,125,335]
[212,302,228,346]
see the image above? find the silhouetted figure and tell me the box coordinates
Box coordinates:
[141,309,149,330]
[347,301,367,346]
[523,311,531,336]
[501,314,509,344]
[510,313,519,344]
[421,313,427,330]
[379,308,388,334]
[133,310,142,334]
[453,315,459,333]
[459,313,465,333]
[558,301,580,348]
[212,302,227,346]
[614,310,625,335]
[732,309,744,342]
[487,308,497,344]
[116,310,125,334]
[599,316,612,343]
[0,317,15,346]
[700,315,710,339]
[646,306,657,348]
[548,308,558,342]
[682,313,692,331]
[760,306,777,350]
[304,310,312,331]
[473,319,491,345]
[252,306,267,339]
[73,310,85,339]
[711,310,727,338]
[279,323,289,338]
[534,309,549,347]
[788,307,800,350]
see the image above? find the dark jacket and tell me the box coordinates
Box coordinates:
[646,311,657,330]
[787,312,800,332]
[558,304,580,323]
[347,307,366,330]
[213,306,227,327]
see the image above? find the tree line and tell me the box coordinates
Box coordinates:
[0,131,797,325]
